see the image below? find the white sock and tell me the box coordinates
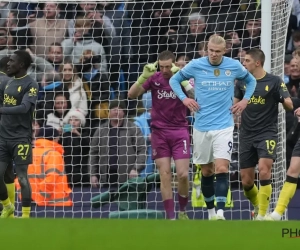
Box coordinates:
[271,211,282,221]
[216,209,224,217]
[207,208,216,219]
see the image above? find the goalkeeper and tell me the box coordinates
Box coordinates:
[234,48,293,220]
[0,50,39,218]
[128,50,194,220]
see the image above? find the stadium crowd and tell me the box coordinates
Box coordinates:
[0,0,299,203]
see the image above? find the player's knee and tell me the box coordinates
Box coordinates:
[201,163,214,176]
[17,175,29,188]
[242,178,254,190]
[258,165,271,180]
[287,164,300,178]
[258,159,272,177]
[159,168,172,181]
[215,165,228,174]
[214,160,229,174]
[176,170,188,182]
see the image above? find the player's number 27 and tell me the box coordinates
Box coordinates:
[18,144,29,156]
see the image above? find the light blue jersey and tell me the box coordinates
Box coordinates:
[170,56,256,132]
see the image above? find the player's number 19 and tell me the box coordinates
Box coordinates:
[265,140,276,154]
[17,144,30,156]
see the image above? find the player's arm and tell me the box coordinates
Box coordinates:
[170,61,199,111]
[233,81,243,104]
[128,62,158,99]
[181,80,195,99]
[231,62,256,114]
[0,83,38,115]
[273,81,293,111]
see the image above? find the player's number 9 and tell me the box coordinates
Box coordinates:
[265,140,276,154]
[228,141,233,152]
[18,144,29,156]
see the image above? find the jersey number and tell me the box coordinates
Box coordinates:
[183,140,188,154]
[18,144,29,156]
[227,141,233,154]
[265,140,276,154]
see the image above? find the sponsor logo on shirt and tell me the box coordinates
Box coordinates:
[201,81,232,91]
[3,94,17,105]
[157,90,177,99]
[248,96,265,105]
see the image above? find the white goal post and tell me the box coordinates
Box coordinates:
[0,0,292,219]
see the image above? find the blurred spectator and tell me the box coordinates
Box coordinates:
[58,62,88,116]
[46,42,64,71]
[32,120,41,146]
[98,1,131,80]
[46,92,71,131]
[6,10,33,50]
[199,0,244,36]
[175,55,190,69]
[197,41,208,58]
[242,12,261,48]
[68,3,115,40]
[62,16,108,74]
[61,109,90,186]
[224,34,239,58]
[29,2,68,57]
[287,57,300,97]
[0,28,12,56]
[89,100,146,188]
[16,126,73,206]
[134,92,154,177]
[284,54,293,84]
[159,12,206,60]
[36,71,62,122]
[77,49,110,124]
[287,30,300,53]
[0,2,16,27]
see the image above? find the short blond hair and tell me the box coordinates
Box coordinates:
[293,48,300,58]
[208,34,226,47]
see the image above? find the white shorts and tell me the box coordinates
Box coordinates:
[192,126,234,164]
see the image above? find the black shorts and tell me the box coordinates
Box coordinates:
[292,138,300,157]
[239,129,277,169]
[0,139,32,165]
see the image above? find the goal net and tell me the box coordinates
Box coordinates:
[3,0,292,219]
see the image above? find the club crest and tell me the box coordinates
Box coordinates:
[214,69,220,77]
[225,70,231,76]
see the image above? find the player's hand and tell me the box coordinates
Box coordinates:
[183,98,199,112]
[272,91,284,103]
[129,169,139,178]
[137,62,158,85]
[91,176,99,188]
[142,62,158,78]
[230,98,248,115]
[171,63,180,75]
[294,107,300,117]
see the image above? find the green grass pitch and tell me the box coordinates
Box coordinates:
[1,219,300,249]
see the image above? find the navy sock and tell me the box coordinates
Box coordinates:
[215,173,229,210]
[201,174,215,209]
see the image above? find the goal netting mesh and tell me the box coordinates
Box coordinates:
[2,0,292,219]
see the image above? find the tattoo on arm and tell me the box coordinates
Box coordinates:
[186,88,195,99]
